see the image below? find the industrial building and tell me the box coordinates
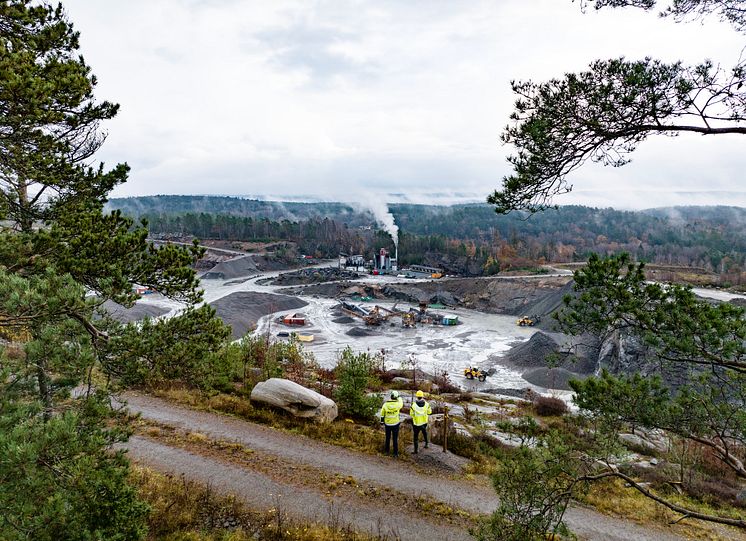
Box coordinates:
[339,253,367,271]
[404,264,443,278]
[372,248,397,274]
[282,313,306,326]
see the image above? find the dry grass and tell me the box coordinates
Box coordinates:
[532,396,568,417]
[151,386,399,457]
[579,478,746,541]
[132,466,384,541]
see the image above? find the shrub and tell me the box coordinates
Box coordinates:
[684,477,741,507]
[334,347,381,421]
[533,395,568,417]
[432,369,461,394]
[473,433,579,541]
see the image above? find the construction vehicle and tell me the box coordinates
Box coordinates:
[517,315,540,327]
[402,312,416,328]
[464,366,487,382]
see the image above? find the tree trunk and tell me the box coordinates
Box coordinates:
[36,359,52,421]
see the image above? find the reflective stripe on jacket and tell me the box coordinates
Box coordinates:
[410,400,432,426]
[379,397,403,425]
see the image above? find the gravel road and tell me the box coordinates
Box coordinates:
[122,393,694,541]
[128,436,471,540]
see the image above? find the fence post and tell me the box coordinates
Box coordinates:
[442,406,448,453]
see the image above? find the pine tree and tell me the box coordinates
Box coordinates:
[0,2,229,538]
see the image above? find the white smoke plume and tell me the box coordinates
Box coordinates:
[351,195,399,247]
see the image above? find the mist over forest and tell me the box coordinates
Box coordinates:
[109,195,746,278]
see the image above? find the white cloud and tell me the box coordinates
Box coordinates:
[63,0,746,208]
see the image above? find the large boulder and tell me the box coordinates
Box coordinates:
[250,378,338,422]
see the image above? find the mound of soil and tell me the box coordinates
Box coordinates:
[202,256,259,280]
[333,316,355,324]
[210,292,308,339]
[102,300,169,323]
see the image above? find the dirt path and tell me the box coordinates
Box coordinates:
[128,436,471,540]
[123,393,689,541]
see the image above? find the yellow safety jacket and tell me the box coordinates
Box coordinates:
[379,397,403,426]
[410,399,432,426]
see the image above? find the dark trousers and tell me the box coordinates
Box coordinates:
[413,423,428,452]
[384,423,400,456]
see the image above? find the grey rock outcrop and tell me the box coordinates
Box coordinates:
[597,330,691,388]
[618,431,669,455]
[250,378,338,422]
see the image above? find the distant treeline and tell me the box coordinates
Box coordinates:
[143,213,371,258]
[114,196,746,280]
[109,195,373,227]
[391,203,746,272]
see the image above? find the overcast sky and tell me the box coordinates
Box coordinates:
[63,0,745,209]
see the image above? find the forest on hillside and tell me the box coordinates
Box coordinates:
[110,196,746,281]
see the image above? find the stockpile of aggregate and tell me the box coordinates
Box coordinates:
[500,330,598,390]
[102,300,169,323]
[510,280,577,331]
[201,255,259,280]
[345,327,378,337]
[272,267,360,286]
[522,367,586,390]
[210,292,308,339]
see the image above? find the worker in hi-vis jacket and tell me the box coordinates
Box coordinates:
[410,390,432,453]
[379,390,404,457]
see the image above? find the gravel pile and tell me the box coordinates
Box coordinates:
[522,367,586,390]
[272,267,360,286]
[514,280,577,330]
[503,331,598,371]
[346,327,378,337]
[502,332,564,369]
[102,300,169,323]
[380,285,428,303]
[333,316,355,324]
[210,292,308,339]
[202,256,259,280]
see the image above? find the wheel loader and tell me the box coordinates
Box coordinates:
[464,366,487,382]
[517,315,539,326]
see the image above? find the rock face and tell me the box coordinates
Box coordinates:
[598,330,691,389]
[250,378,338,422]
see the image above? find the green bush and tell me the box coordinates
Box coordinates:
[334,347,381,421]
[473,434,579,541]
